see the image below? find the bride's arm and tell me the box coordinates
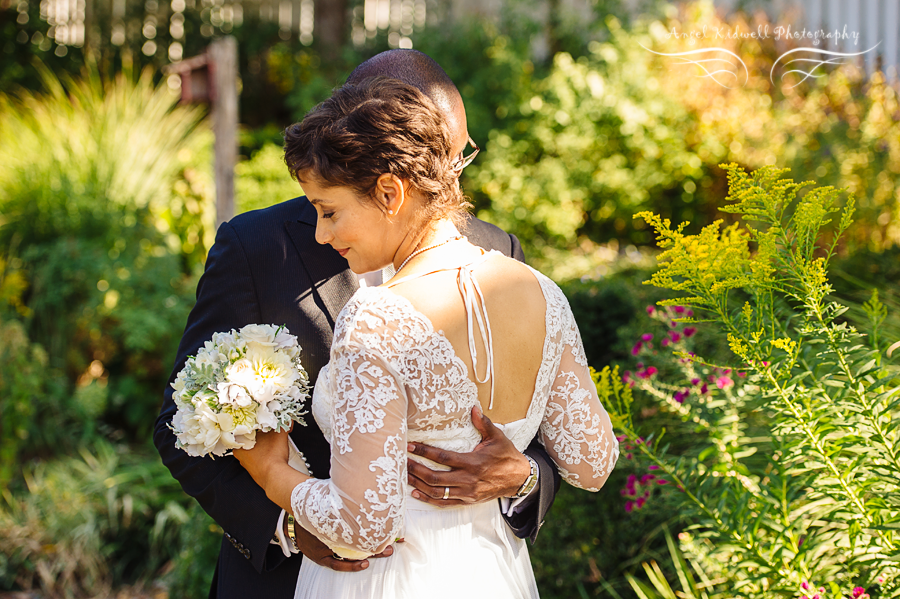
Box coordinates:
[290,337,409,558]
[539,298,620,491]
[234,430,309,513]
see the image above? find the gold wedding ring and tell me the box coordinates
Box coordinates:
[442,486,450,500]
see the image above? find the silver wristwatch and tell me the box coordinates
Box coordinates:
[513,456,539,498]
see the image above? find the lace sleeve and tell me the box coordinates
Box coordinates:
[290,305,407,558]
[539,301,619,491]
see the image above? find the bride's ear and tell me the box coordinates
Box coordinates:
[374,173,406,216]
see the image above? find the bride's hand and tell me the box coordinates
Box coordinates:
[233,429,291,492]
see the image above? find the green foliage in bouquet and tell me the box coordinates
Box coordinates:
[605,164,900,596]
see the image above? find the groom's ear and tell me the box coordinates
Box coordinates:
[374,173,409,215]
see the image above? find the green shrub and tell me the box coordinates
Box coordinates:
[0,318,54,485]
[0,442,187,595]
[0,64,209,445]
[605,164,900,596]
[236,142,302,214]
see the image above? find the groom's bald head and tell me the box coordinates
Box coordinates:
[346,49,469,157]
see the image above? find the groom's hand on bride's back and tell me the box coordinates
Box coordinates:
[406,406,532,506]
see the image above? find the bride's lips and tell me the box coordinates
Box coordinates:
[335,247,349,257]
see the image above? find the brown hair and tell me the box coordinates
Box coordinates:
[283,77,470,226]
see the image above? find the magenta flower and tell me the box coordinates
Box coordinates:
[640,474,656,484]
[700,384,708,394]
[657,479,668,485]
[684,327,696,337]
[801,582,810,591]
[673,390,687,403]
[715,376,734,390]
[646,305,655,315]
[690,378,700,385]
[641,333,653,342]
[661,338,670,347]
[631,342,642,356]
[674,306,685,314]
[624,501,634,512]
[853,588,866,598]
[648,465,659,470]
[669,331,682,343]
[636,497,645,508]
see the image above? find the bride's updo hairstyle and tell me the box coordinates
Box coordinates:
[283,77,470,227]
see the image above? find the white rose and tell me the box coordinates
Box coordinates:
[273,328,298,351]
[217,382,253,407]
[226,358,257,389]
[240,324,277,347]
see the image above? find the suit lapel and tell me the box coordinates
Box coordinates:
[284,201,359,329]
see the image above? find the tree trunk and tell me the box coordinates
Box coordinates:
[314,0,348,58]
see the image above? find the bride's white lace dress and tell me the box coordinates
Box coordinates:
[290,256,618,598]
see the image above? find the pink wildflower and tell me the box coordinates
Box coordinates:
[690,378,700,386]
[700,384,708,394]
[645,366,658,376]
[684,326,696,337]
[657,479,668,485]
[661,338,670,347]
[853,588,866,598]
[674,306,685,314]
[624,501,633,512]
[636,497,645,508]
[669,331,682,343]
[641,333,653,342]
[631,342,642,356]
[646,305,655,315]
[801,582,810,591]
[715,376,734,390]
[648,465,660,470]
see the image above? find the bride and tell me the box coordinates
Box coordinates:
[235,76,619,599]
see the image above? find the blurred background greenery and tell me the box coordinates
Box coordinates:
[1,0,899,596]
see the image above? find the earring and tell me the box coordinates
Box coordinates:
[388,209,394,215]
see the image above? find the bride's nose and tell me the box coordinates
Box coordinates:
[315,221,333,245]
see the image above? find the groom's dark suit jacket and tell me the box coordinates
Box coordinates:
[153,197,561,599]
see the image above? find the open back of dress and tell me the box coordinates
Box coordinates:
[291,252,618,599]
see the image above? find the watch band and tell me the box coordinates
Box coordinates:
[514,456,539,498]
[286,513,299,552]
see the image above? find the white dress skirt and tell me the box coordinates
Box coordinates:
[294,490,539,599]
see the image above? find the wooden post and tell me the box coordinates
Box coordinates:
[209,36,238,228]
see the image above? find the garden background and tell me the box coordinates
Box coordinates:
[2,0,900,596]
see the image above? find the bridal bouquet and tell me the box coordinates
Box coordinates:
[170,324,309,458]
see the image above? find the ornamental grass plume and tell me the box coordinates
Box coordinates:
[600,164,900,597]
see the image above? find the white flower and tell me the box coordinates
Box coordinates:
[225,358,256,388]
[217,382,253,407]
[274,328,298,350]
[240,324,277,347]
[171,323,308,458]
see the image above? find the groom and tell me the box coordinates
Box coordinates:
[154,49,560,598]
